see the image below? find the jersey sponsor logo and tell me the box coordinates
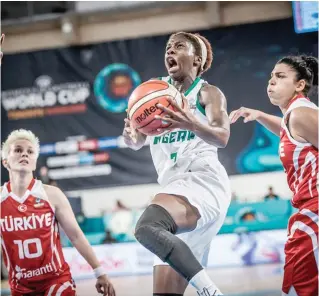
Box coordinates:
[153,130,195,144]
[18,204,27,212]
[135,104,160,125]
[0,213,53,232]
[34,198,45,208]
[15,263,53,280]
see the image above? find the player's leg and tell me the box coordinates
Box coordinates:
[153,265,188,295]
[282,208,318,296]
[44,279,76,296]
[135,193,223,295]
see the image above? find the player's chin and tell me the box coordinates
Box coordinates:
[17,165,33,173]
[268,95,281,106]
[167,67,183,80]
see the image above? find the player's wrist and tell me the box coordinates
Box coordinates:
[93,266,106,278]
[255,110,263,121]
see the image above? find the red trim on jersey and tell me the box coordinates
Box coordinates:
[286,94,310,110]
[7,178,36,193]
[280,97,318,208]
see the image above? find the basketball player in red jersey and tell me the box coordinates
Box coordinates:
[1,129,116,296]
[230,55,318,296]
[124,32,230,296]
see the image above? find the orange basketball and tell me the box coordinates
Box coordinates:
[127,80,183,136]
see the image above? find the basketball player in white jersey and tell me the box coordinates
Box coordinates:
[123,32,231,296]
[1,129,116,296]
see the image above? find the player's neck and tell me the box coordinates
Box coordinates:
[172,74,197,93]
[9,171,33,198]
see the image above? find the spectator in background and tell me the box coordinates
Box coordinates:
[49,179,58,187]
[102,230,117,244]
[231,191,238,202]
[113,199,130,212]
[264,186,280,201]
[38,165,51,184]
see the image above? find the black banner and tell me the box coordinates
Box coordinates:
[1,19,317,191]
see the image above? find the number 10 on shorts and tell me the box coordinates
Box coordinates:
[13,238,43,259]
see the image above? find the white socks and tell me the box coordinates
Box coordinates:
[189,269,223,295]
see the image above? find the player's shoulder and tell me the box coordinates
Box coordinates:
[199,83,226,105]
[43,184,67,208]
[201,82,223,94]
[43,184,64,199]
[289,106,316,125]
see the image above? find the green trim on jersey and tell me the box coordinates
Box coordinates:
[184,77,201,96]
[196,94,206,116]
[167,76,201,96]
[159,76,206,116]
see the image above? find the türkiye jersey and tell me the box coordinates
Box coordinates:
[150,77,220,185]
[0,179,71,293]
[279,95,319,208]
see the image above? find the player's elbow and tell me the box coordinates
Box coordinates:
[214,129,230,148]
[216,137,228,148]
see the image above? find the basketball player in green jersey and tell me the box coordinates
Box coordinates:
[123,32,231,296]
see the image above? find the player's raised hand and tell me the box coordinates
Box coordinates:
[95,274,116,296]
[229,107,261,124]
[0,33,5,65]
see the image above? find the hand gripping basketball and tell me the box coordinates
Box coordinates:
[127,80,184,136]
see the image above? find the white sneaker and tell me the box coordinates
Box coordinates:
[197,288,221,296]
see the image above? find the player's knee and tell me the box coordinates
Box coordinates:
[135,204,177,234]
[134,204,177,246]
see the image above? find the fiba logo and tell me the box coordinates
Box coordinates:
[35,75,53,90]
[18,204,27,212]
[94,63,141,113]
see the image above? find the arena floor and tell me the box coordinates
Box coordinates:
[0,263,283,296]
[77,263,282,296]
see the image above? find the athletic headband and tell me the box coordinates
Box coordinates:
[194,35,207,71]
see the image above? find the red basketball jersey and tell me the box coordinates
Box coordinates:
[279,95,319,208]
[0,179,71,293]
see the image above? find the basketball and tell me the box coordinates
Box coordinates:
[127,80,183,136]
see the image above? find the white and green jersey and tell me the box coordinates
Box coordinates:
[150,76,220,185]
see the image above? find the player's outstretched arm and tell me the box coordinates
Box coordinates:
[289,107,318,148]
[122,118,147,151]
[229,107,282,136]
[45,185,116,296]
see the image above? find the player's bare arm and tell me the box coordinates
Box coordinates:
[196,84,230,147]
[289,107,318,148]
[45,185,116,296]
[229,107,282,136]
[123,118,147,151]
[156,84,230,148]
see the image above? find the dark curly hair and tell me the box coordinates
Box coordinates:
[277,55,318,96]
